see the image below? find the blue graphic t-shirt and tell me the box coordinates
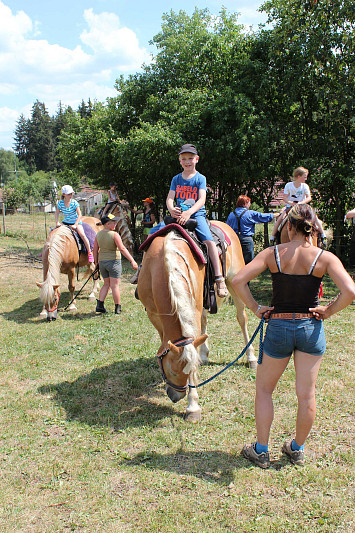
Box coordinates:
[169,171,207,217]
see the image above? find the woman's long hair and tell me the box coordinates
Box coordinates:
[288,204,317,236]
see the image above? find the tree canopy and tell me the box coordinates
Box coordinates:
[9,1,355,257]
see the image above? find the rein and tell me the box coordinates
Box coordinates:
[63,265,100,311]
[189,318,265,389]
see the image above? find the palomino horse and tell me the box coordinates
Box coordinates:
[96,202,133,254]
[37,216,101,320]
[137,221,257,422]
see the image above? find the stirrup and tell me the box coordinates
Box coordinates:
[215,276,228,298]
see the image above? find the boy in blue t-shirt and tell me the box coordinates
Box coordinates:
[166,144,227,298]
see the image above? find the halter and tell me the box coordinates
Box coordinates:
[156,337,194,393]
[47,287,61,312]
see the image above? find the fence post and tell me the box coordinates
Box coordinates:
[1,201,5,235]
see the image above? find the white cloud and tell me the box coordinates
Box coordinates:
[81,9,151,70]
[0,1,151,148]
[0,106,21,150]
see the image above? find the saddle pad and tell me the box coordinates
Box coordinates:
[210,222,232,246]
[139,223,207,264]
[71,222,96,254]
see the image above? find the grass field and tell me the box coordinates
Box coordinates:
[0,214,354,532]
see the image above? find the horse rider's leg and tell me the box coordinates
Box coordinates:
[199,308,210,363]
[184,371,202,422]
[227,285,257,368]
[75,224,92,254]
[271,209,286,238]
[67,269,77,310]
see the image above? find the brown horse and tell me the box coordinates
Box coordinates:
[96,202,133,253]
[37,216,101,320]
[137,221,256,422]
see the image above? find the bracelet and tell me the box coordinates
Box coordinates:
[255,304,261,315]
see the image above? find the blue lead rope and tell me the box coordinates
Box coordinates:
[189,316,265,389]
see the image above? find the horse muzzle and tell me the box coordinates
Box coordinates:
[46,309,58,322]
[166,385,186,403]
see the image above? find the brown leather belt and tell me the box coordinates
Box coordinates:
[270,313,314,320]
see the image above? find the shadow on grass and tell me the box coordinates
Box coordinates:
[122,449,286,482]
[1,297,42,323]
[1,292,97,324]
[38,358,180,431]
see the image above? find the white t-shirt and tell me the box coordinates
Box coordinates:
[284,182,311,203]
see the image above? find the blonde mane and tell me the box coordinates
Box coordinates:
[164,231,201,373]
[39,226,72,306]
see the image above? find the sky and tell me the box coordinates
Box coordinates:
[0,0,268,151]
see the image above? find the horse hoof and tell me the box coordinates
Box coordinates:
[184,410,202,423]
[247,360,257,370]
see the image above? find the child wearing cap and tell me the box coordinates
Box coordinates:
[55,185,94,263]
[93,214,138,314]
[166,144,228,297]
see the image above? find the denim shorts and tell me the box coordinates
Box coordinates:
[99,259,122,279]
[263,317,326,358]
[193,214,213,242]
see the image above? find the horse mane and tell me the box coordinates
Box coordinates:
[39,226,71,306]
[164,231,201,374]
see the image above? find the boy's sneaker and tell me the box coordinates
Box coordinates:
[282,441,305,466]
[242,442,270,469]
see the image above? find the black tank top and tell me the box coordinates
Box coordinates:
[271,245,324,313]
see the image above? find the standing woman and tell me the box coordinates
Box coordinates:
[232,204,355,468]
[93,214,138,314]
[55,185,94,263]
[140,198,156,239]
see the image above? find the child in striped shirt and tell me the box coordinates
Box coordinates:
[55,185,94,263]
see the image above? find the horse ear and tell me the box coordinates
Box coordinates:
[167,340,183,357]
[36,281,43,288]
[53,285,60,290]
[193,334,208,349]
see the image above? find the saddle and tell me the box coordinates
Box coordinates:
[139,218,230,314]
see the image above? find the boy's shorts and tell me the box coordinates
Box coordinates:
[99,259,122,279]
[193,214,213,242]
[263,317,326,358]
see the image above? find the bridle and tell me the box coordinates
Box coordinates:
[47,287,61,313]
[156,337,194,393]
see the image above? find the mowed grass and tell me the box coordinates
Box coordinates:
[0,214,354,532]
